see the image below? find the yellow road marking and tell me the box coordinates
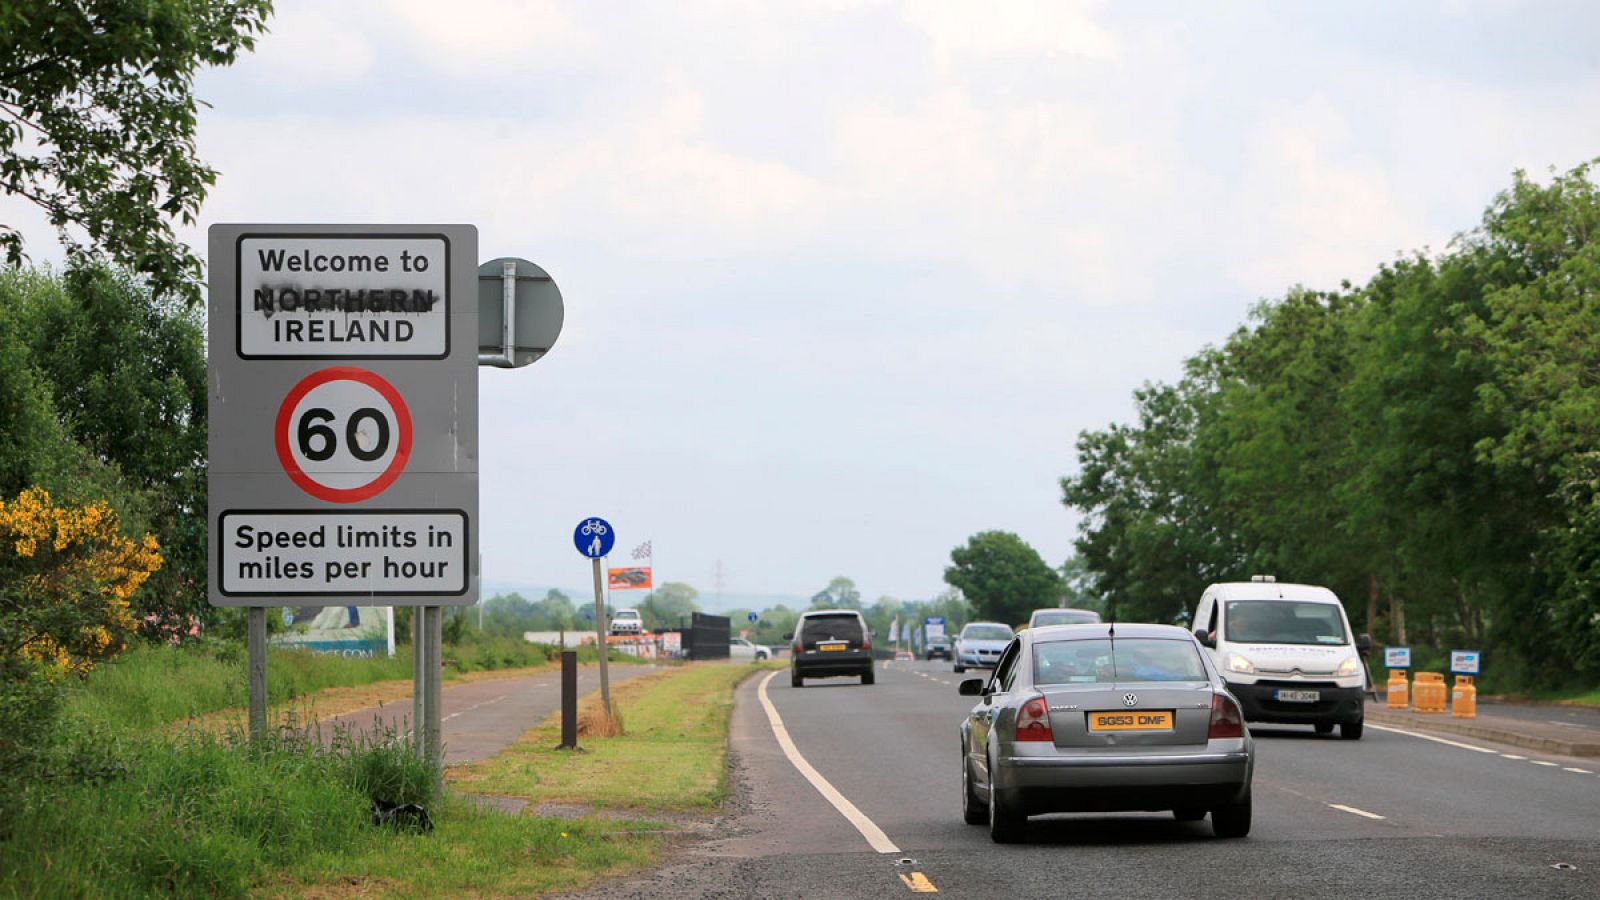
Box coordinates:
[899,872,938,893]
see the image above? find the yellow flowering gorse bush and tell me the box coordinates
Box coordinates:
[0,487,162,679]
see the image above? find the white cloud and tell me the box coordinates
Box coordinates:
[248,6,376,84]
[388,0,594,74]
[900,0,1120,65]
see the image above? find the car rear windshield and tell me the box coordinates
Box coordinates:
[962,624,1013,641]
[1224,600,1348,645]
[1034,638,1208,684]
[1032,611,1101,627]
[800,614,863,648]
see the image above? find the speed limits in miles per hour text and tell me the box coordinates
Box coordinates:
[219,511,468,598]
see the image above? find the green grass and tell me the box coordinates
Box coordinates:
[451,661,766,811]
[0,721,663,897]
[61,640,413,732]
[61,637,641,733]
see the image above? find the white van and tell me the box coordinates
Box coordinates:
[1193,577,1371,740]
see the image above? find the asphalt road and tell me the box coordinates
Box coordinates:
[575,658,1600,899]
[321,662,658,764]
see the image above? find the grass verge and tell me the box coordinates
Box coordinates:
[449,661,773,811]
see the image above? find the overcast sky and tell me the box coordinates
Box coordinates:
[7,1,1600,603]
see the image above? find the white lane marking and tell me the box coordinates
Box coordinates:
[1501,754,1528,760]
[1328,803,1386,820]
[757,671,901,854]
[442,694,507,722]
[1366,723,1496,753]
[1563,767,1593,774]
[1530,760,1559,767]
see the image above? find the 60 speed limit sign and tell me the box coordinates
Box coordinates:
[274,366,413,502]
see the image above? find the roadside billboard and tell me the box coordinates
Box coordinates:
[273,605,393,657]
[607,566,652,590]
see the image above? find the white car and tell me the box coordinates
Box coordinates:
[729,637,772,661]
[609,609,643,635]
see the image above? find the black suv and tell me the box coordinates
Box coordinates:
[787,609,874,687]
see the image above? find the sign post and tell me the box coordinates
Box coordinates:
[574,517,616,718]
[207,224,479,774]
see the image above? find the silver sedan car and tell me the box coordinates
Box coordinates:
[958,622,1254,842]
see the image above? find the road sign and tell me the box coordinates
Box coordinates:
[1385,647,1411,668]
[574,518,615,558]
[478,257,563,368]
[1450,650,1481,675]
[208,224,479,607]
[748,612,758,623]
[925,616,946,640]
[275,366,413,502]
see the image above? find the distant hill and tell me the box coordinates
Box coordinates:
[480,580,810,616]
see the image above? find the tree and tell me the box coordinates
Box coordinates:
[640,582,699,630]
[944,532,1061,626]
[0,0,273,302]
[4,266,207,624]
[810,576,861,610]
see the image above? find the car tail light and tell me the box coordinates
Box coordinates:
[1016,695,1054,742]
[1209,693,1244,739]
[792,641,802,655]
[862,636,872,652]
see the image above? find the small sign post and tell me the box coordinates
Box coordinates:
[1385,647,1411,669]
[1450,650,1481,675]
[574,518,616,718]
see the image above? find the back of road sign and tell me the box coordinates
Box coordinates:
[206,224,480,607]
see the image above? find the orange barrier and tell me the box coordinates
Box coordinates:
[1413,672,1446,713]
[1385,670,1410,709]
[1451,675,1477,719]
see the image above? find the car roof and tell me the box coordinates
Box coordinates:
[800,609,863,618]
[1209,582,1341,604]
[961,621,1012,630]
[1026,622,1193,641]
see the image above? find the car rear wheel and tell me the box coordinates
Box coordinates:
[790,672,803,688]
[961,751,986,825]
[954,664,965,673]
[1340,719,1364,740]
[1211,788,1251,839]
[1172,807,1206,822]
[861,670,875,686]
[1314,722,1334,735]
[987,761,1026,843]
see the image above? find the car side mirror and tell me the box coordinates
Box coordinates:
[1357,633,1372,653]
[958,678,985,696]
[783,632,794,642]
[1194,628,1214,648]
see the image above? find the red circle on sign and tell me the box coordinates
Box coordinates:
[274,366,413,503]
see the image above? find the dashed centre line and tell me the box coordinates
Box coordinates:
[1328,803,1386,820]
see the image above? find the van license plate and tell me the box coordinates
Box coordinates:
[818,642,847,652]
[1275,690,1320,702]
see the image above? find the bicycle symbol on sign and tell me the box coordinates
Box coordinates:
[581,519,608,537]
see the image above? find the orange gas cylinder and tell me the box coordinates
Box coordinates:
[1386,670,1410,709]
[1452,675,1477,719]
[1413,672,1446,712]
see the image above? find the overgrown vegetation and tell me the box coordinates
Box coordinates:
[1063,161,1600,691]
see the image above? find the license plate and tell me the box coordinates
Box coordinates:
[818,642,847,652]
[1275,689,1320,702]
[1088,710,1173,731]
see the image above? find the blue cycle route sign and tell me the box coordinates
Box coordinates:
[573,517,615,559]
[748,612,759,622]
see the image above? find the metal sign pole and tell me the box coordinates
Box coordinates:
[424,606,443,789]
[247,606,268,741]
[412,608,426,752]
[592,557,613,717]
